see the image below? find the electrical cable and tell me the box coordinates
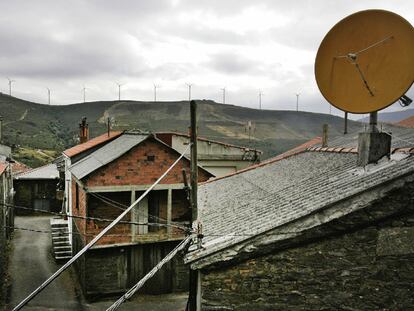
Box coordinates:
[1,202,189,232]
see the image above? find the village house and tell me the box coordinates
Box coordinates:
[155,132,260,176]
[0,148,14,304]
[68,131,213,297]
[14,163,61,214]
[186,126,414,311]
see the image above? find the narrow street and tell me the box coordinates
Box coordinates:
[7,216,187,310]
[7,216,84,310]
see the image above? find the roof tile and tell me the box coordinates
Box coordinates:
[63,131,123,158]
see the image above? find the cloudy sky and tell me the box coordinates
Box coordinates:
[1,0,413,118]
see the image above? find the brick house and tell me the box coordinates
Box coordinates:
[186,127,414,310]
[68,132,213,297]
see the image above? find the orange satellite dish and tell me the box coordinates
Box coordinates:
[315,10,414,114]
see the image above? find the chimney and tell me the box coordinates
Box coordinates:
[79,117,89,143]
[322,124,328,147]
[357,112,391,166]
[0,116,3,144]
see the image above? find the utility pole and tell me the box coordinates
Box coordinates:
[154,84,159,102]
[329,104,332,115]
[46,87,51,105]
[221,87,226,105]
[259,91,263,110]
[7,78,15,96]
[188,99,200,311]
[296,93,300,112]
[82,86,86,103]
[187,83,193,101]
[116,83,123,101]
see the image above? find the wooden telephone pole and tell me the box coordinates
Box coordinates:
[188,99,200,311]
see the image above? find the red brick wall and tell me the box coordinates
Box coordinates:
[85,138,211,187]
[72,137,210,246]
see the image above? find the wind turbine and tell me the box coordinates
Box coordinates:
[296,93,300,112]
[82,86,87,103]
[186,83,193,101]
[116,82,123,101]
[153,84,160,102]
[221,87,226,104]
[7,77,15,96]
[259,91,263,110]
[46,87,51,105]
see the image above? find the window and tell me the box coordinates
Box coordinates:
[147,155,155,161]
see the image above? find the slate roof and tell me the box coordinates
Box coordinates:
[63,131,123,158]
[70,133,149,180]
[188,133,414,265]
[15,163,59,180]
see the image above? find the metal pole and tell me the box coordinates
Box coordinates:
[344,111,348,134]
[369,111,378,133]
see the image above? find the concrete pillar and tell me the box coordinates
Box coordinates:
[167,188,172,235]
[130,191,136,242]
[137,196,148,235]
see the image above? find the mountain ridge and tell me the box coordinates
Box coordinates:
[0,93,363,163]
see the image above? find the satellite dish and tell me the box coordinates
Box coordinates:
[315,10,414,114]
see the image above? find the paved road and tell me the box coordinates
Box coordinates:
[8,216,188,310]
[7,216,84,310]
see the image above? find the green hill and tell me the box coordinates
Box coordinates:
[0,93,362,165]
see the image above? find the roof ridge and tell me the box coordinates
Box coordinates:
[16,162,55,177]
[202,136,322,184]
[155,131,261,152]
[307,146,414,154]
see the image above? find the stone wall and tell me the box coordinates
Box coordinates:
[201,188,414,310]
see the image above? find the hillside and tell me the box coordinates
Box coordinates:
[358,108,414,123]
[0,93,363,164]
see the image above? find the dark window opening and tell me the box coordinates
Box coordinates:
[75,183,79,210]
[147,155,155,161]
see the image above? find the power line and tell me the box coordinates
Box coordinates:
[4,225,186,239]
[1,202,188,232]
[106,235,193,311]
[11,143,192,311]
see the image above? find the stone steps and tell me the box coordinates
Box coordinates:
[50,218,72,261]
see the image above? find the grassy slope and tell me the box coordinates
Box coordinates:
[0,94,362,165]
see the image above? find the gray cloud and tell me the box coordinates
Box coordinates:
[0,0,413,114]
